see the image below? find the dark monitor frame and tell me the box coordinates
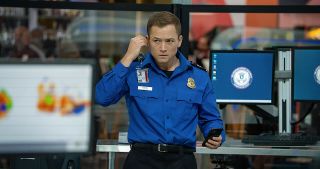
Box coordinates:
[209,50,275,105]
[291,46,320,103]
[0,58,96,155]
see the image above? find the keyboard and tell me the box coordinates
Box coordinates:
[242,133,319,146]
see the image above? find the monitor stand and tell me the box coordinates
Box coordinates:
[277,48,292,134]
[246,48,293,134]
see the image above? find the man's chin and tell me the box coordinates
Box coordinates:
[155,58,169,64]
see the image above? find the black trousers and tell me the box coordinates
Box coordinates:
[123,148,197,169]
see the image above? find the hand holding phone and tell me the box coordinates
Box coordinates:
[202,128,223,147]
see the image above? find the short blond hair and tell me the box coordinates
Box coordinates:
[147,11,181,36]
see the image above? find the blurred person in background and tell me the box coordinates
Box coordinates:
[8,26,45,61]
[7,26,27,58]
[30,27,46,59]
[194,35,210,70]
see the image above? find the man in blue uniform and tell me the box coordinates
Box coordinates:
[96,11,225,169]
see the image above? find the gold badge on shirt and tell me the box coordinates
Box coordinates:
[187,77,196,89]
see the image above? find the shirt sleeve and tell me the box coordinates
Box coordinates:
[198,78,226,143]
[95,62,130,106]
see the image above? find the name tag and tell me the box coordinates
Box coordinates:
[138,86,152,91]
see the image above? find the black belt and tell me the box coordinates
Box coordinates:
[131,143,195,154]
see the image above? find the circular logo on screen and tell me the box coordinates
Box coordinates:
[231,67,253,89]
[314,65,320,85]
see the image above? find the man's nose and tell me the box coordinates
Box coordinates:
[160,42,167,52]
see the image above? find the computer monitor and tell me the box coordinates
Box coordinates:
[293,47,320,102]
[0,59,95,154]
[210,50,274,104]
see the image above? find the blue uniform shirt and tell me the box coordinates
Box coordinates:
[95,51,225,148]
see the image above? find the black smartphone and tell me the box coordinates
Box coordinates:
[202,128,223,147]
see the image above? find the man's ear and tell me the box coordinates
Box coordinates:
[146,35,150,47]
[178,35,183,47]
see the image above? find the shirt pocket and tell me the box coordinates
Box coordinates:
[176,90,203,104]
[175,90,203,120]
[129,86,159,118]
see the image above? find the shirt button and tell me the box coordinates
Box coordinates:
[166,116,169,119]
[165,99,169,102]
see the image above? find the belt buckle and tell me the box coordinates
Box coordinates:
[157,144,167,153]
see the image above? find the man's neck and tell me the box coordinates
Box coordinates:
[157,56,180,71]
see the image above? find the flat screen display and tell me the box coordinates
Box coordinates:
[293,48,320,101]
[0,60,94,154]
[210,50,274,104]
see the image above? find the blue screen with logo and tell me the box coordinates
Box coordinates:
[210,51,274,104]
[293,49,320,101]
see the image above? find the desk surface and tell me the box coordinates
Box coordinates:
[96,139,320,157]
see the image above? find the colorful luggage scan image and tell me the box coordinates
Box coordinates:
[0,89,13,119]
[37,80,90,116]
[59,95,90,116]
[37,82,57,113]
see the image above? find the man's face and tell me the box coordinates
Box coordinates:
[147,24,182,65]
